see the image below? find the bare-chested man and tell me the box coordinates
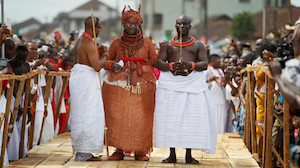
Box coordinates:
[69,16,107,161]
[153,15,217,164]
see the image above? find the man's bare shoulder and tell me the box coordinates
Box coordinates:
[159,40,171,48]
[80,36,93,47]
[110,38,121,46]
[194,40,206,48]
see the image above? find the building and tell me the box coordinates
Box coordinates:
[67,0,119,32]
[141,0,265,42]
[13,18,42,37]
[53,0,120,42]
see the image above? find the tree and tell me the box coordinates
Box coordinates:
[229,12,256,40]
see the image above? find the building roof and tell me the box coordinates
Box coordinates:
[13,18,42,30]
[252,6,300,38]
[191,14,232,41]
[72,0,117,13]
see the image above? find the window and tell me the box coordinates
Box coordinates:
[240,0,250,3]
[153,13,163,29]
[281,0,288,6]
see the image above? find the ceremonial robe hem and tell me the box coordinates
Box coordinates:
[69,64,104,154]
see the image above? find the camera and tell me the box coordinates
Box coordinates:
[242,43,251,48]
[227,66,237,73]
[70,31,78,41]
[290,145,300,168]
[277,42,294,58]
[0,58,8,70]
[38,53,44,59]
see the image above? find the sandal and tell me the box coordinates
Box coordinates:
[86,156,102,161]
[108,151,125,161]
[134,152,149,161]
[162,156,176,163]
[185,157,199,164]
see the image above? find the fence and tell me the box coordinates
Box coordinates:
[241,65,290,168]
[0,70,70,168]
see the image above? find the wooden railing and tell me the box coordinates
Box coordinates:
[241,65,290,168]
[0,70,70,168]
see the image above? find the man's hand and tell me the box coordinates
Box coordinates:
[224,73,231,83]
[0,26,11,44]
[230,39,236,46]
[268,61,282,77]
[98,45,108,57]
[293,116,300,129]
[111,62,122,73]
[210,76,219,81]
[182,61,192,70]
[159,40,168,48]
[33,58,46,68]
[172,62,190,76]
[262,50,274,62]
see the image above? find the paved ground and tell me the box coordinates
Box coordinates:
[6,132,260,168]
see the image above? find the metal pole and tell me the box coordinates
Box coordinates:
[151,0,154,33]
[182,0,185,15]
[204,0,208,43]
[1,0,5,59]
[272,0,278,32]
[1,0,3,25]
[262,0,266,38]
[288,0,293,25]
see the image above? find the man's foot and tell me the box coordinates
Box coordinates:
[86,156,102,161]
[134,152,149,161]
[162,156,176,163]
[185,156,199,164]
[108,151,125,161]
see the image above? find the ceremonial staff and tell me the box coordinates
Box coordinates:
[179,20,183,63]
[174,21,183,75]
[91,8,109,157]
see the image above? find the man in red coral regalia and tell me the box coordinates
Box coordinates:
[102,5,157,161]
[153,15,217,164]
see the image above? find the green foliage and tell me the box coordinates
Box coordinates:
[229,12,256,40]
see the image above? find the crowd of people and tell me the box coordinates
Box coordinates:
[0,22,75,165]
[0,5,299,167]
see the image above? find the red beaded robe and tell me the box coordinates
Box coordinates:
[102,32,157,152]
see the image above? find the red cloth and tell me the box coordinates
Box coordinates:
[48,58,59,71]
[58,58,64,69]
[58,101,69,134]
[2,80,8,90]
[152,67,160,80]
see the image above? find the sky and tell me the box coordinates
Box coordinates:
[3,0,140,24]
[2,0,300,24]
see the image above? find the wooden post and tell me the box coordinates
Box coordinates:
[28,102,35,150]
[54,76,68,131]
[38,76,54,145]
[283,101,290,168]
[248,72,257,153]
[263,75,275,168]
[0,80,2,128]
[244,71,251,150]
[19,79,30,159]
[0,80,2,99]
[28,74,38,150]
[5,79,26,148]
[0,79,15,168]
[9,80,25,129]
[62,102,71,133]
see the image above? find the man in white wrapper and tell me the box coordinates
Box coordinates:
[69,16,107,161]
[154,15,217,164]
[206,54,228,134]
